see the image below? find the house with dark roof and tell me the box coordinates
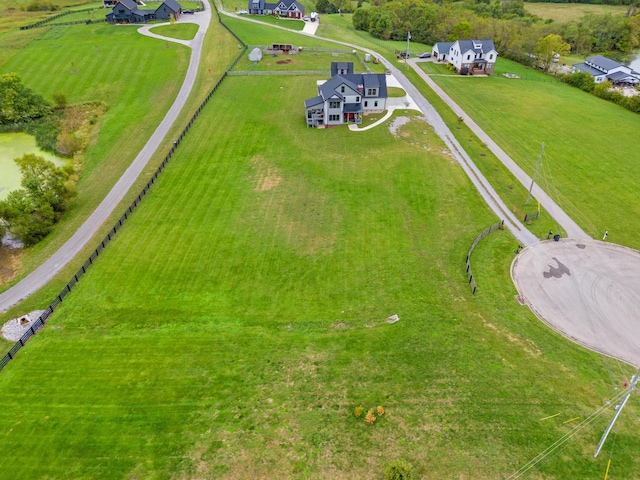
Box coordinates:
[435,39,498,75]
[106,0,182,23]
[572,55,640,86]
[248,0,304,18]
[304,62,387,128]
[432,42,453,62]
[155,0,182,20]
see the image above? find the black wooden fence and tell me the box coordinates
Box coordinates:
[19,7,98,30]
[465,220,504,295]
[0,5,247,374]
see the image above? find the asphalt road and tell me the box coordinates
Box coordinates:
[0,6,212,313]
[408,58,590,240]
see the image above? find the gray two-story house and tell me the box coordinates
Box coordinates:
[106,0,181,23]
[248,0,304,18]
[304,62,387,128]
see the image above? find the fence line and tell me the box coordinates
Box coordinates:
[0,4,247,374]
[20,6,98,30]
[465,220,504,295]
[229,70,326,76]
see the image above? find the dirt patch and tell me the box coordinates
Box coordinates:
[276,58,292,64]
[388,116,411,136]
[0,246,21,285]
[252,155,282,192]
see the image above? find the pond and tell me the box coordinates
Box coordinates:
[0,133,65,201]
[629,51,640,72]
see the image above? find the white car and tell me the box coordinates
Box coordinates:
[237,9,248,14]
[303,15,309,21]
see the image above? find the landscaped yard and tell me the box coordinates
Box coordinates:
[150,22,200,40]
[420,57,640,249]
[1,72,638,478]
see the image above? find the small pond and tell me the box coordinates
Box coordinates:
[0,133,65,201]
[629,51,640,72]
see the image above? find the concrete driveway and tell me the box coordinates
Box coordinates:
[512,238,640,367]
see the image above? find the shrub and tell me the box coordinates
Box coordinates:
[52,92,67,109]
[354,405,363,417]
[365,409,376,424]
[56,132,83,157]
[383,460,415,480]
[23,0,59,10]
[377,405,385,416]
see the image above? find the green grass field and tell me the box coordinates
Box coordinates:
[0,23,189,290]
[419,57,640,249]
[2,7,640,479]
[234,49,362,72]
[150,22,199,40]
[1,74,637,478]
[525,1,629,22]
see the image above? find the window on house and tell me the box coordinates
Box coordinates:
[367,88,377,96]
[329,114,339,121]
[487,63,493,68]
[341,86,345,93]
[329,101,340,108]
[364,101,368,107]
[356,96,360,102]
[467,54,471,60]
[374,101,378,107]
[489,54,493,60]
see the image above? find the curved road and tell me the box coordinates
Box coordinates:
[0,6,212,312]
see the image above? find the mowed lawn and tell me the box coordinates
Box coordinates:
[524,2,628,22]
[0,76,638,479]
[423,59,640,249]
[0,23,190,286]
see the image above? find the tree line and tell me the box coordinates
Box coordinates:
[345,0,640,58]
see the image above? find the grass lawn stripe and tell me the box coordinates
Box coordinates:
[0,74,637,477]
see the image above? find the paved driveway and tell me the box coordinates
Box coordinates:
[512,238,640,367]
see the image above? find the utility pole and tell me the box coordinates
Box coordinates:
[525,142,544,205]
[594,371,640,458]
[404,31,411,69]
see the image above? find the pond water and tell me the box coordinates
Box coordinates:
[629,51,640,72]
[0,133,65,201]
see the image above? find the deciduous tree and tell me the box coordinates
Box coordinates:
[533,33,570,73]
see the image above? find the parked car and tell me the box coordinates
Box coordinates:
[183,9,194,13]
[237,9,248,14]
[303,15,309,21]
[419,52,431,58]
[398,52,410,59]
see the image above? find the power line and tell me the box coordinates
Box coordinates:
[508,389,628,479]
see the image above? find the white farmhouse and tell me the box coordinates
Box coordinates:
[433,40,498,75]
[572,55,640,86]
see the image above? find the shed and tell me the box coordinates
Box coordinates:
[249,47,262,62]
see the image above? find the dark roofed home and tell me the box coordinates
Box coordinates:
[304,62,387,128]
[106,0,181,23]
